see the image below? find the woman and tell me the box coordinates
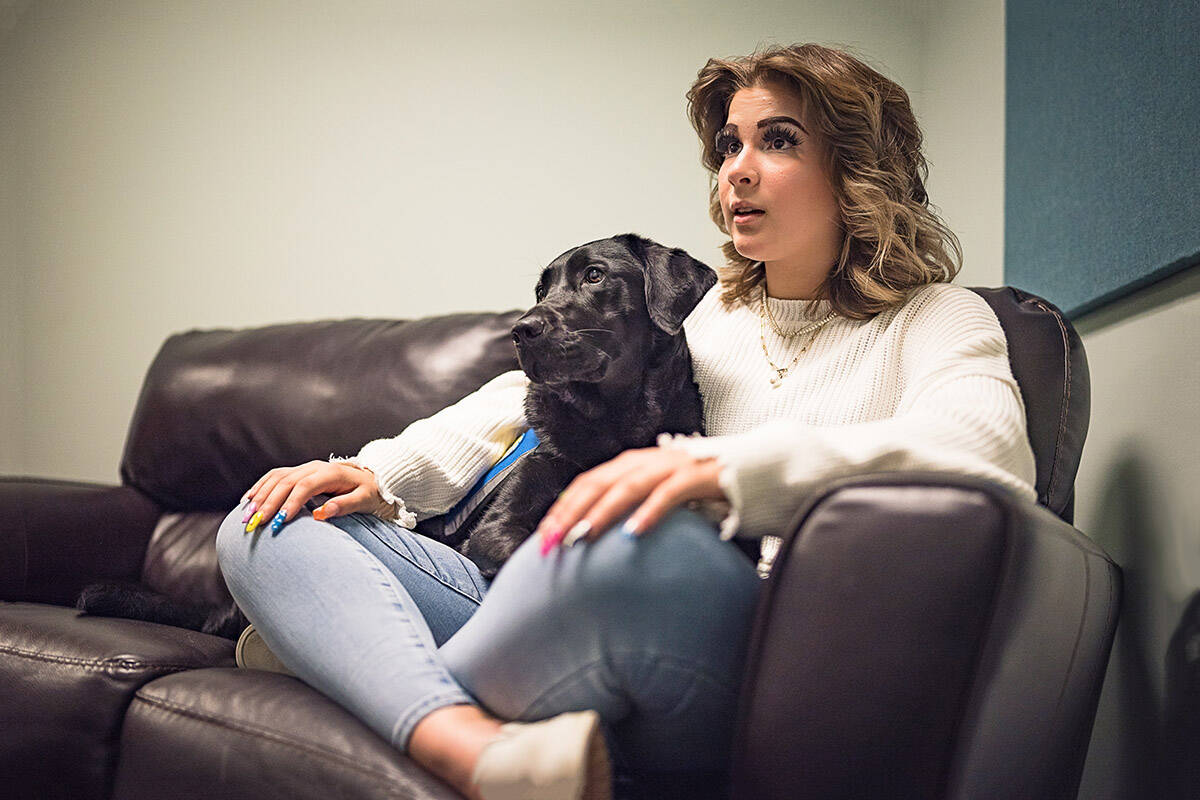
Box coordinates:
[216,43,1037,800]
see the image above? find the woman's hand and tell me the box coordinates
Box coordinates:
[534,447,726,553]
[240,460,385,534]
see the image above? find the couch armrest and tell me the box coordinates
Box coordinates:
[0,478,161,605]
[730,472,1119,800]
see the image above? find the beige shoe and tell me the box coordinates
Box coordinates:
[472,710,611,800]
[234,624,296,677]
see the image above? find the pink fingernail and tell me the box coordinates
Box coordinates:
[241,503,257,523]
[540,529,565,556]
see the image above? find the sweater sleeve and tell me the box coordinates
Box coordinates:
[660,291,1039,540]
[333,369,530,528]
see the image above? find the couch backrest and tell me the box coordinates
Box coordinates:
[121,312,523,513]
[969,287,1089,523]
[124,288,1086,519]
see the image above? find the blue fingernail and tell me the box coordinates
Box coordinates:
[269,510,287,534]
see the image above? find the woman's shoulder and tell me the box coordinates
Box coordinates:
[901,281,990,312]
[893,282,1005,336]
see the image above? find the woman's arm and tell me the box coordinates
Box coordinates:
[335,369,531,526]
[659,371,1037,540]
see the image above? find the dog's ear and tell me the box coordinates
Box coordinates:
[624,235,717,335]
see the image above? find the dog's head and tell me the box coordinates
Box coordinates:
[512,234,717,385]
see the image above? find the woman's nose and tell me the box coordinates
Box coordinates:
[725,150,757,187]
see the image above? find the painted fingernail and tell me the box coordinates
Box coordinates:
[241,503,258,524]
[540,529,565,557]
[621,518,640,538]
[312,503,330,521]
[268,509,287,534]
[563,520,592,548]
[245,510,263,533]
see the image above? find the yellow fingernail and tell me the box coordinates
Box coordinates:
[245,510,263,533]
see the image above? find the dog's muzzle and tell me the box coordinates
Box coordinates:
[512,312,612,384]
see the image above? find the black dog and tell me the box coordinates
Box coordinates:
[419,233,716,576]
[77,233,716,631]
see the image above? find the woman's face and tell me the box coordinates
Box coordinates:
[716,81,843,287]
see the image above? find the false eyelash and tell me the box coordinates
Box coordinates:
[761,124,801,148]
[714,125,802,157]
[714,131,738,155]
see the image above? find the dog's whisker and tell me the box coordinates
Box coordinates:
[573,330,615,340]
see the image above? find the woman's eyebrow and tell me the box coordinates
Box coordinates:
[717,116,807,139]
[757,115,806,132]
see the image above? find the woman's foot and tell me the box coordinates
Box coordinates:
[471,710,611,800]
[234,624,296,676]
[410,705,611,800]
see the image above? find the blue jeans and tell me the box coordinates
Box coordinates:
[215,501,761,775]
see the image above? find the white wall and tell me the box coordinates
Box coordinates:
[1,0,936,483]
[1074,271,1200,799]
[915,0,1005,289]
[0,0,26,474]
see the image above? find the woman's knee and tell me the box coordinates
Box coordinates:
[501,507,759,619]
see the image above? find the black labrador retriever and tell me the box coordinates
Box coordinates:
[76,233,716,632]
[421,233,716,576]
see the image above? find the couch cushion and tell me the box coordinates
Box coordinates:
[121,312,523,512]
[0,602,234,800]
[140,510,233,607]
[112,667,461,800]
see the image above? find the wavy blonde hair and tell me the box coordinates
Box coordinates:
[686,43,962,319]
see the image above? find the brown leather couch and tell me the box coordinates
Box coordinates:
[0,287,1120,800]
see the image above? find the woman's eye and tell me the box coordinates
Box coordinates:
[715,134,741,158]
[763,125,800,151]
[583,267,605,284]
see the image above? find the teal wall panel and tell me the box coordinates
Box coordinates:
[1006,0,1200,317]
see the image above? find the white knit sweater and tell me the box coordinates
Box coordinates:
[347,282,1038,540]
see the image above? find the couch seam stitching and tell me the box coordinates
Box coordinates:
[1028,297,1070,509]
[131,692,411,796]
[0,642,213,671]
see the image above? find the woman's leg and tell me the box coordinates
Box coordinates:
[215,501,490,749]
[438,507,762,775]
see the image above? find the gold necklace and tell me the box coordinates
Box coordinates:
[761,290,834,338]
[758,293,837,388]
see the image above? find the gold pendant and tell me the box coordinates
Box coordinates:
[770,368,787,387]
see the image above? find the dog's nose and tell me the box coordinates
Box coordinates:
[512,318,547,344]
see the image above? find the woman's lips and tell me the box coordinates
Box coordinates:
[733,209,765,225]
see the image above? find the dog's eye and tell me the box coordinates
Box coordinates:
[583,267,605,285]
[535,283,546,301]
